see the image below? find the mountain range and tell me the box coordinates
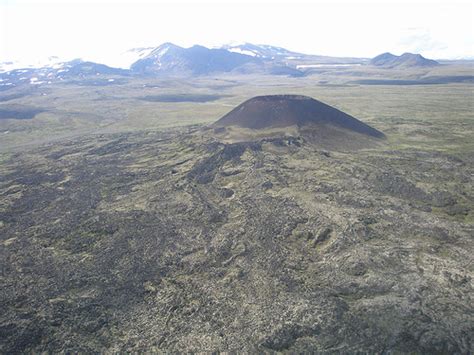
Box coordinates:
[130,43,263,75]
[0,43,443,88]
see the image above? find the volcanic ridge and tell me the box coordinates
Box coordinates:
[214,95,385,143]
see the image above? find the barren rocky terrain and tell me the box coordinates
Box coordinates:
[1,119,472,351]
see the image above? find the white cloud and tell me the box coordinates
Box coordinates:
[0,0,472,66]
[396,28,448,57]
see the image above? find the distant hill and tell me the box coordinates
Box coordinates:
[0,59,129,88]
[370,52,439,68]
[130,43,263,75]
[62,61,129,77]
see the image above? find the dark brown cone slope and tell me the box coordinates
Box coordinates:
[214,95,385,138]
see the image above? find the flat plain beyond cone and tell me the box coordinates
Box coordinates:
[214,95,385,138]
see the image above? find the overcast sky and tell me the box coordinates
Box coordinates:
[1,0,473,67]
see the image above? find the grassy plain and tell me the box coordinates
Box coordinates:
[1,64,473,156]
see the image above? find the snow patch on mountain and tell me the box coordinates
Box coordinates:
[0,56,66,73]
[103,47,155,69]
[228,48,257,57]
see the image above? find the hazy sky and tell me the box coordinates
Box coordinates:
[1,0,473,67]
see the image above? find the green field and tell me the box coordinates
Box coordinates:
[1,64,473,156]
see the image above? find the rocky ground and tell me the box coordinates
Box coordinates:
[0,127,473,353]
